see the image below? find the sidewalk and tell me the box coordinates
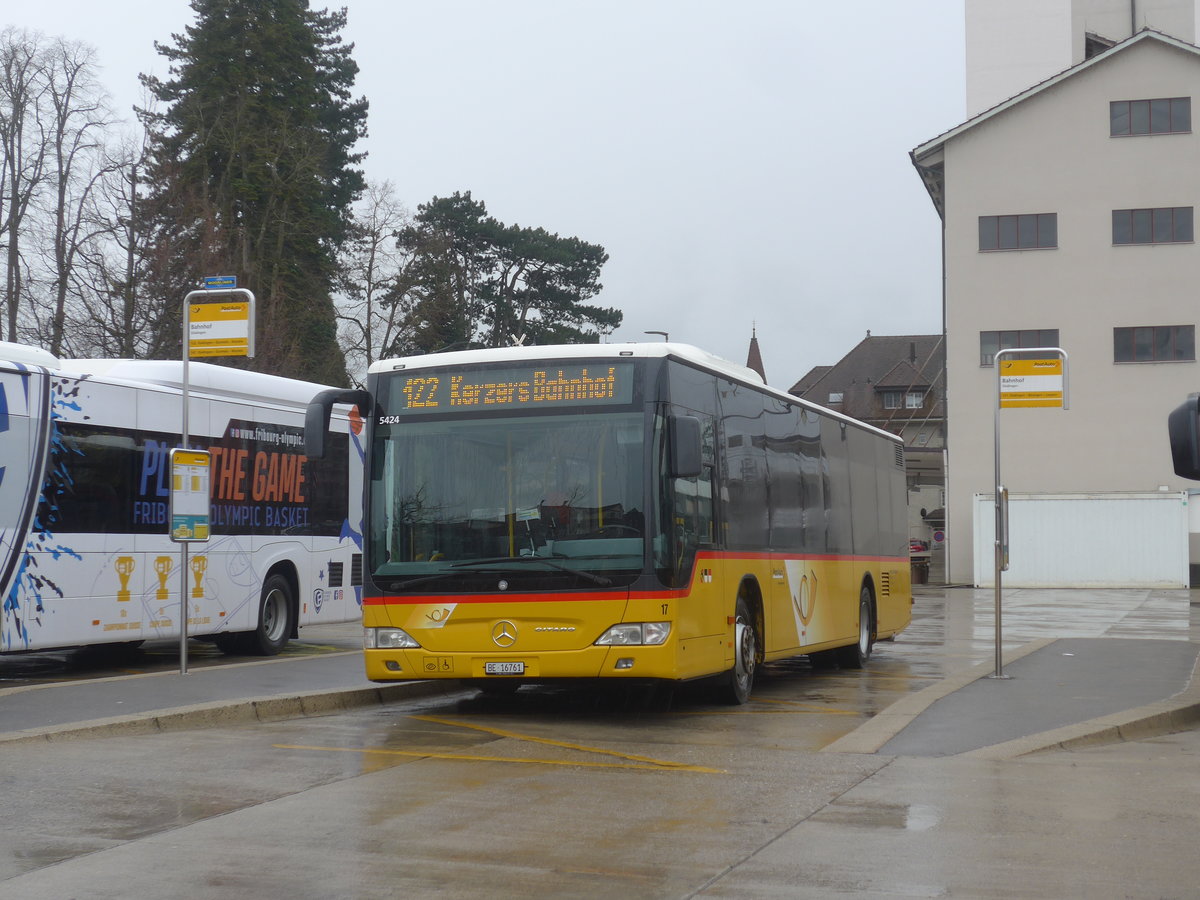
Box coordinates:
[0,644,457,745]
[825,635,1200,758]
[3,589,1199,756]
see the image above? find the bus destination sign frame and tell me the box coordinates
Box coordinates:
[384,361,637,417]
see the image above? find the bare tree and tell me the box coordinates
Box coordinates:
[0,27,49,343]
[68,136,159,358]
[36,37,121,356]
[336,180,413,383]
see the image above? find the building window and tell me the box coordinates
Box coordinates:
[1110,97,1191,136]
[905,391,924,409]
[980,329,1059,367]
[882,391,901,409]
[828,392,843,404]
[1113,325,1195,362]
[1112,207,1193,244]
[979,213,1057,251]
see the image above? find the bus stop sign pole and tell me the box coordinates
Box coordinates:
[178,283,255,675]
[992,347,1068,679]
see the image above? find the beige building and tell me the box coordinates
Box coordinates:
[966,0,1198,116]
[913,28,1200,586]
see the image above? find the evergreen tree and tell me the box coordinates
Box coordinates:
[139,0,367,385]
[394,191,618,351]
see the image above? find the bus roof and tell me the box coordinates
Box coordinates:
[369,342,766,385]
[54,358,336,407]
[0,340,61,369]
[368,342,902,444]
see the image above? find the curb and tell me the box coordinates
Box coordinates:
[821,639,1056,755]
[823,637,1200,759]
[0,679,460,746]
[961,648,1200,759]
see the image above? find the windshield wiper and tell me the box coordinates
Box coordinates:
[450,556,612,586]
[388,570,494,591]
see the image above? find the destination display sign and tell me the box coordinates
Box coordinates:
[382,362,635,418]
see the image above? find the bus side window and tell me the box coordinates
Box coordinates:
[656,409,714,586]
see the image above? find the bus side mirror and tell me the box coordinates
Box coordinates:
[669,414,702,478]
[1168,393,1200,479]
[306,388,371,459]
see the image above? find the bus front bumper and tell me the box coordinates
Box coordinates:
[364,643,678,683]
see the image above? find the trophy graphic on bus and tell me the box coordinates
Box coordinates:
[189,555,207,599]
[154,555,173,601]
[115,556,135,603]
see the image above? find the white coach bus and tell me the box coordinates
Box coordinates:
[0,341,363,655]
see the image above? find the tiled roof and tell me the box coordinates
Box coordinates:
[789,333,945,423]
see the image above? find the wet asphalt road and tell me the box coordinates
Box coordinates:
[1,587,1198,898]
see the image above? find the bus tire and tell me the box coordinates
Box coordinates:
[720,595,758,704]
[836,585,874,670]
[244,573,294,656]
[213,633,242,655]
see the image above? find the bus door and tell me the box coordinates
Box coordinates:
[656,407,724,677]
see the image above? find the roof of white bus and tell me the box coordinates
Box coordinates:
[0,340,60,369]
[368,342,901,443]
[53,357,335,407]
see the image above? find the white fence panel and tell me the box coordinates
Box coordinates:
[973,492,1188,588]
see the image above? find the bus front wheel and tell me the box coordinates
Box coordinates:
[720,595,758,705]
[248,574,294,655]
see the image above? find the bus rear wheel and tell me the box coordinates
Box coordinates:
[245,574,294,656]
[836,586,874,670]
[217,574,295,656]
[720,596,758,705]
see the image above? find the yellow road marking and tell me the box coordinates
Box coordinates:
[274,743,723,773]
[410,715,724,772]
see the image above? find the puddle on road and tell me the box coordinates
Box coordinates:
[815,799,941,832]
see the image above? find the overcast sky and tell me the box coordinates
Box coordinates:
[12,0,966,389]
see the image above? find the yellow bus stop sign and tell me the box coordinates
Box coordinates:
[999,358,1064,408]
[187,301,251,358]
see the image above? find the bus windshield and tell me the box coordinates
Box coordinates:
[369,410,646,589]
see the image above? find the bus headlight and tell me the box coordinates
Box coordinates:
[594,622,671,646]
[364,627,420,649]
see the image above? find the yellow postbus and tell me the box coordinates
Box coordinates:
[307,343,911,703]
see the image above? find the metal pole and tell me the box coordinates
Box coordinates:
[180,307,190,675]
[992,372,1006,679]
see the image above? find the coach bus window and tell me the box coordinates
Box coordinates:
[718,378,768,550]
[370,411,646,587]
[763,397,803,551]
[821,416,853,554]
[43,425,138,534]
[797,408,826,554]
[655,407,714,587]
